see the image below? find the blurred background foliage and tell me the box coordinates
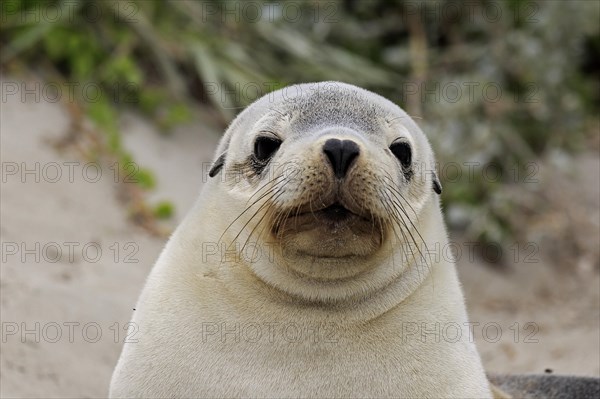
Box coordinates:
[1,0,599,264]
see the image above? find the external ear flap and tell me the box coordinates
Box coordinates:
[432,172,442,195]
[208,153,226,178]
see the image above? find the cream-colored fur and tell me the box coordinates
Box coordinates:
[110,82,492,398]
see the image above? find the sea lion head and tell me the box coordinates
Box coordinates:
[208,82,442,302]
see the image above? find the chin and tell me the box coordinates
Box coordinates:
[266,210,385,280]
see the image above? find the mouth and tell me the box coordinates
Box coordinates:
[270,199,383,260]
[272,200,374,235]
[292,200,373,224]
[315,202,355,222]
[268,196,384,260]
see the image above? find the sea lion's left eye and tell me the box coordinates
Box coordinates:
[254,136,282,162]
[390,141,412,169]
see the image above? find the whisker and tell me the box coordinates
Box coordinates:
[378,187,417,272]
[381,172,419,219]
[378,179,433,281]
[381,180,432,268]
[228,183,289,251]
[218,184,280,244]
[240,188,287,256]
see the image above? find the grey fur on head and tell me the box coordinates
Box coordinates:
[207,81,443,194]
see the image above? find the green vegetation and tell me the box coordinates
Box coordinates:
[153,201,175,219]
[2,0,598,251]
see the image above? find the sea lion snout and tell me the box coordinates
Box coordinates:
[322,138,360,179]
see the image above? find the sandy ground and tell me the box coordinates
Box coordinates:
[1,77,598,398]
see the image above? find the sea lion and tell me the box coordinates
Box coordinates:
[109,81,493,398]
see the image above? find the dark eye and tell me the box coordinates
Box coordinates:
[390,141,412,169]
[254,136,282,162]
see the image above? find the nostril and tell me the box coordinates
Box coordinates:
[323,139,360,179]
[323,139,342,172]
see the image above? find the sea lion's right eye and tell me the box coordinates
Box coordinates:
[254,136,282,162]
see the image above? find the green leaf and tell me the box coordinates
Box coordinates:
[133,168,156,189]
[153,201,174,219]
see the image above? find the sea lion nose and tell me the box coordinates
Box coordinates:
[323,138,360,179]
